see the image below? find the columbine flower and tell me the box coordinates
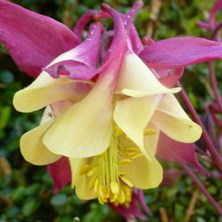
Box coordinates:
[1,0,222,208]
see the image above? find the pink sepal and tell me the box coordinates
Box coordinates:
[47,157,71,193]
[140,37,222,69]
[0,0,79,77]
[157,132,207,176]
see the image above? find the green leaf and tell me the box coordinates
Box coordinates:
[0,106,11,130]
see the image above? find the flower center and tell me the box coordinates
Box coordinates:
[78,125,145,206]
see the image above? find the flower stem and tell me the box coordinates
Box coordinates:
[180,162,222,217]
[208,61,222,112]
[177,82,222,172]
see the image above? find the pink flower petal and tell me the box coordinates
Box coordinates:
[73,10,109,39]
[0,0,79,77]
[45,60,97,79]
[45,23,102,79]
[157,132,207,175]
[128,25,144,54]
[140,37,222,69]
[158,68,184,87]
[47,157,71,193]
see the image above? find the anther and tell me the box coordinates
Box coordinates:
[118,159,132,164]
[110,181,120,194]
[79,164,91,175]
[89,176,97,189]
[131,153,143,160]
[87,166,98,176]
[144,128,157,136]
[120,176,133,188]
[125,147,139,152]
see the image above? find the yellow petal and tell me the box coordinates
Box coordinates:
[116,53,180,97]
[151,94,202,143]
[114,95,162,158]
[20,107,61,165]
[144,123,160,156]
[69,158,97,200]
[13,72,92,113]
[43,74,114,158]
[120,155,163,189]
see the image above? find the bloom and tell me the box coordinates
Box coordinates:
[1,0,222,208]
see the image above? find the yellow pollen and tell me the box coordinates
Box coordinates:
[120,176,133,188]
[94,178,99,192]
[89,176,97,189]
[118,159,133,164]
[124,146,140,152]
[144,128,157,136]
[126,151,140,156]
[131,153,143,160]
[118,190,126,204]
[87,166,98,176]
[110,181,119,194]
[79,164,91,175]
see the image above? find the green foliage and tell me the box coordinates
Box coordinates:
[1,0,221,221]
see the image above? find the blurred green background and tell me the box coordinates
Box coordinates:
[1,0,222,221]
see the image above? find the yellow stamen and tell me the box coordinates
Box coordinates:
[118,190,126,204]
[89,176,97,189]
[120,176,133,188]
[124,146,139,152]
[144,128,157,136]
[110,181,119,194]
[118,159,132,164]
[87,166,98,176]
[79,164,91,175]
[131,153,143,160]
[78,124,142,206]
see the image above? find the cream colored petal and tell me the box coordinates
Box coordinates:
[120,155,163,189]
[151,94,202,143]
[13,71,92,113]
[21,106,61,165]
[116,53,180,97]
[69,158,97,200]
[144,123,160,156]
[114,95,162,158]
[43,74,114,158]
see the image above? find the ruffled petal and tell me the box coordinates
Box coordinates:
[0,0,79,77]
[116,53,180,97]
[20,107,61,165]
[13,72,92,112]
[114,95,162,157]
[120,155,163,189]
[43,74,114,158]
[151,94,202,143]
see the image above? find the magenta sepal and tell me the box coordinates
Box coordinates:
[140,37,222,69]
[47,157,71,193]
[110,189,152,221]
[0,0,79,77]
[157,132,207,176]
